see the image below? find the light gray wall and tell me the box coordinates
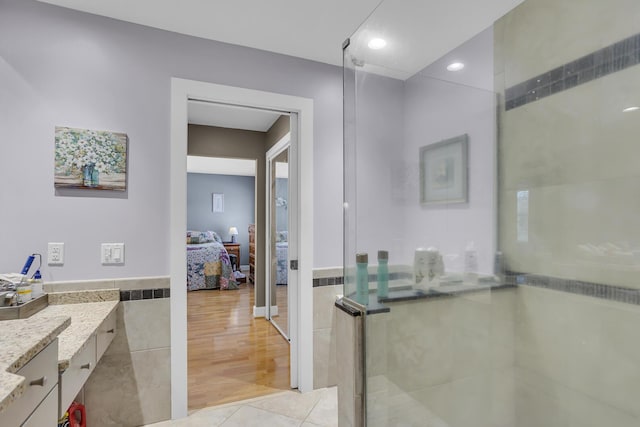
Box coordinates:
[187,173,255,265]
[401,29,496,275]
[0,0,344,281]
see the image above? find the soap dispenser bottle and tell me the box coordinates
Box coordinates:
[356,253,369,305]
[377,250,389,299]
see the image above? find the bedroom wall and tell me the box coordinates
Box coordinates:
[266,115,291,151]
[0,0,344,282]
[187,173,255,266]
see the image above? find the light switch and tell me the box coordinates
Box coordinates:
[101,243,125,265]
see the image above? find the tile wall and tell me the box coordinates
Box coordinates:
[46,277,171,426]
[515,285,640,426]
[366,288,517,427]
[312,268,342,389]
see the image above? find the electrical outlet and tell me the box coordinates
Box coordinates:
[101,243,125,265]
[48,242,64,265]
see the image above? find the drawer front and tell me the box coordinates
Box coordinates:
[96,309,117,361]
[22,385,57,427]
[59,334,96,417]
[0,339,58,426]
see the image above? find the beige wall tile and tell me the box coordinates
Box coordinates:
[84,348,171,426]
[313,285,338,330]
[120,298,171,352]
[313,327,337,389]
[116,276,170,290]
[44,279,115,292]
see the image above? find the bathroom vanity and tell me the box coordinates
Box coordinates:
[0,290,118,426]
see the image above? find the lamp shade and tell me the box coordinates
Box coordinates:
[228,227,239,236]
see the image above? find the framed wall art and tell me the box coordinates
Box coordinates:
[420,134,468,205]
[54,126,128,191]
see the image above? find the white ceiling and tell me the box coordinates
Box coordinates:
[38,0,524,78]
[187,155,289,178]
[187,156,256,177]
[188,100,282,131]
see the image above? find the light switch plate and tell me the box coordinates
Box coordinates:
[48,242,64,265]
[101,243,125,265]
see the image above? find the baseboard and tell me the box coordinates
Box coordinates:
[252,305,279,318]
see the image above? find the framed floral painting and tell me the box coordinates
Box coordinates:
[54,126,128,191]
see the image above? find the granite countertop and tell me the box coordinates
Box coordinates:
[0,289,119,414]
[0,315,71,413]
[31,298,119,371]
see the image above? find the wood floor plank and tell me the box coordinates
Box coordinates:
[187,283,290,410]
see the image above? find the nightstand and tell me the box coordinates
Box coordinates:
[223,242,240,270]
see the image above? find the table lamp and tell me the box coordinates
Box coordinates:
[229,226,239,243]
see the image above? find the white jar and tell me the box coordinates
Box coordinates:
[16,281,32,304]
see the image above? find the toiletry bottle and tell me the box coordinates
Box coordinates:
[356,253,369,305]
[377,250,389,299]
[31,270,43,299]
[16,276,32,304]
[464,242,478,285]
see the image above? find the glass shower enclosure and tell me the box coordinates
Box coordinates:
[342,0,640,426]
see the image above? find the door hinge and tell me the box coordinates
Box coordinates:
[290,260,298,270]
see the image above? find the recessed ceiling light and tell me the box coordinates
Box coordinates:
[368,38,387,50]
[623,106,639,112]
[447,62,465,71]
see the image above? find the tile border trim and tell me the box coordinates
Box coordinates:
[505,32,640,110]
[505,271,640,305]
[120,288,170,301]
[312,272,412,288]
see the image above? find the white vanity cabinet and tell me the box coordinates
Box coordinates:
[58,307,117,417]
[0,339,59,427]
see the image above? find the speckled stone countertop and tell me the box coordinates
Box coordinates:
[0,315,71,413]
[0,289,119,414]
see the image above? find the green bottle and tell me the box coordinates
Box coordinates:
[356,253,369,305]
[377,250,389,298]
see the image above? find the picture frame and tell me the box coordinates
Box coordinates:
[212,193,224,213]
[54,126,128,191]
[420,134,468,205]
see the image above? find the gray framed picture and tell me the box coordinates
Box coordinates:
[420,134,468,205]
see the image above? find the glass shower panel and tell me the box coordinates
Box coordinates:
[343,3,503,424]
[344,0,640,426]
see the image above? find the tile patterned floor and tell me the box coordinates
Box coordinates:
[146,387,338,427]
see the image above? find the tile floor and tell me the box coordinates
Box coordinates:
[146,387,338,427]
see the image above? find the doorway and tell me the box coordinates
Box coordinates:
[170,79,314,419]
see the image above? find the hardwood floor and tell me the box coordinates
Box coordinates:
[187,283,290,410]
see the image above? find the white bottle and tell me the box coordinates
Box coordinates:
[16,277,32,304]
[31,270,43,299]
[463,242,478,285]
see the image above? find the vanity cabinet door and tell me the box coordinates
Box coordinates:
[96,309,117,361]
[59,334,96,417]
[0,339,58,427]
[22,386,57,427]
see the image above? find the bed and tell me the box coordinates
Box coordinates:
[186,230,237,291]
[275,231,288,285]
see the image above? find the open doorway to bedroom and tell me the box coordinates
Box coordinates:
[185,100,292,410]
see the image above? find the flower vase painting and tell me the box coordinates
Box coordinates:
[54,126,128,191]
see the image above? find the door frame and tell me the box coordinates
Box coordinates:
[170,78,314,419]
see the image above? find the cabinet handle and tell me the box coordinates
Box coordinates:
[106,328,115,334]
[29,376,47,387]
[81,362,92,370]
